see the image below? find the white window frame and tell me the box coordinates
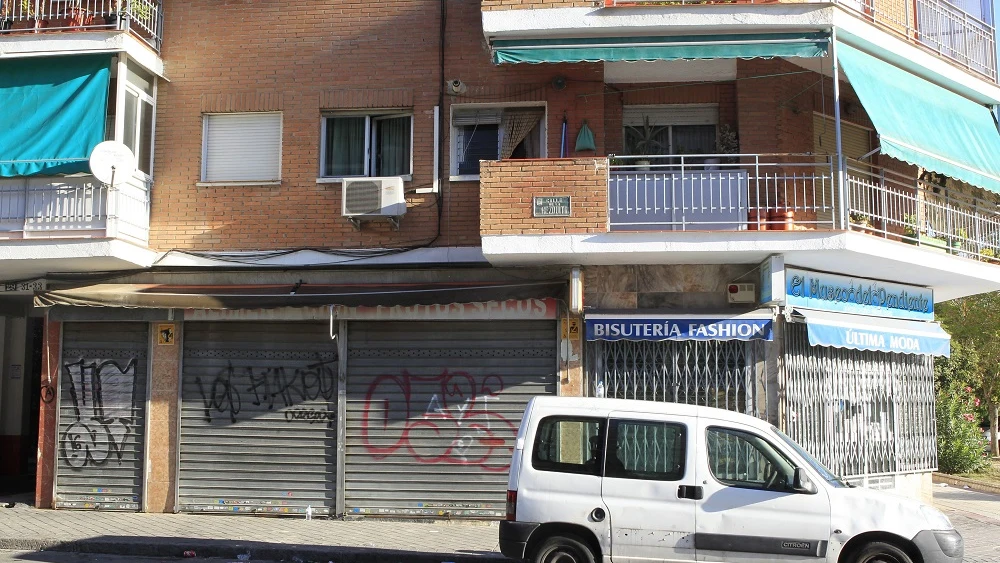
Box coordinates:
[318,111,414,181]
[449,102,547,182]
[623,104,719,156]
[122,82,156,180]
[199,112,283,186]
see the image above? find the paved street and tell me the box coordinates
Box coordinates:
[0,485,995,562]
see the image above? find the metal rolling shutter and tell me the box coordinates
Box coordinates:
[202,112,282,182]
[56,322,148,510]
[178,322,337,515]
[814,113,874,224]
[344,320,557,519]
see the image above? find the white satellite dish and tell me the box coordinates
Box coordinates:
[89,141,136,186]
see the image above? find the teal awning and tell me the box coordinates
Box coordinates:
[492,33,830,65]
[837,42,1000,194]
[0,55,111,177]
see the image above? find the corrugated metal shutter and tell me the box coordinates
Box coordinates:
[56,322,148,510]
[202,112,282,182]
[344,320,557,519]
[178,322,338,516]
[814,113,873,223]
[623,104,719,126]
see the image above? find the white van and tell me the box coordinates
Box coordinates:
[500,396,962,563]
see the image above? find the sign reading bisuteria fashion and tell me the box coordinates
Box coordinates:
[585,315,773,341]
[784,268,933,321]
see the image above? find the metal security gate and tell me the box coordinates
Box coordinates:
[56,322,148,510]
[587,339,766,417]
[344,320,557,518]
[179,322,338,515]
[783,323,937,483]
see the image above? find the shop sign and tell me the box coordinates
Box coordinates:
[585,317,773,341]
[785,268,933,321]
[806,323,950,356]
[335,298,558,321]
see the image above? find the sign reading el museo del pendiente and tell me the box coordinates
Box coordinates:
[784,267,933,321]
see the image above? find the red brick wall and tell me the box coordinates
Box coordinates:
[151,0,604,252]
[480,158,608,235]
[481,0,596,10]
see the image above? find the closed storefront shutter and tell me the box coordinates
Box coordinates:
[56,322,148,510]
[178,322,338,515]
[344,320,557,518]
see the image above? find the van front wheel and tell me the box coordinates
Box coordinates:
[533,534,596,563]
[851,541,914,563]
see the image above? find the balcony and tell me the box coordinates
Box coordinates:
[601,0,996,81]
[0,0,163,51]
[0,175,150,244]
[480,156,1000,298]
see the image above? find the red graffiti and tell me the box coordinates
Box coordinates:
[360,370,516,472]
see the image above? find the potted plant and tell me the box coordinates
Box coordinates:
[849,212,876,235]
[715,124,740,163]
[903,213,948,251]
[624,116,666,170]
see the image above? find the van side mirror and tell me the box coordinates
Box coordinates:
[791,468,818,494]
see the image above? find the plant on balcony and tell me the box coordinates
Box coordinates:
[849,211,876,235]
[903,213,949,251]
[128,0,152,25]
[715,124,740,162]
[625,116,667,156]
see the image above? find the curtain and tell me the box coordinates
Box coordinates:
[375,116,410,176]
[499,108,545,160]
[325,116,365,176]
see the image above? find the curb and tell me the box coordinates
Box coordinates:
[0,537,513,562]
[932,473,1000,496]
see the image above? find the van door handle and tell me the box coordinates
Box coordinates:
[677,485,704,500]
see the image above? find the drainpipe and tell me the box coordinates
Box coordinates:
[831,29,847,230]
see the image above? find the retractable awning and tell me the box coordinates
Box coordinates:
[586,311,774,342]
[837,42,1000,195]
[792,308,950,357]
[492,33,830,65]
[34,280,566,310]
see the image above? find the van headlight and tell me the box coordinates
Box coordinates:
[932,530,963,558]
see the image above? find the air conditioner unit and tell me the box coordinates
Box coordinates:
[342,177,406,225]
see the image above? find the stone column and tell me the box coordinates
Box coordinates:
[145,320,181,513]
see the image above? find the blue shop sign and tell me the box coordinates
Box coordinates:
[798,309,950,357]
[586,316,773,342]
[785,268,933,321]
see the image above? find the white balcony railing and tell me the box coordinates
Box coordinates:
[0,175,150,244]
[602,0,996,81]
[0,0,163,51]
[608,153,1000,264]
[609,154,837,231]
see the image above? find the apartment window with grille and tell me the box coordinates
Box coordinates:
[201,112,282,184]
[622,105,718,162]
[321,112,413,178]
[450,105,546,179]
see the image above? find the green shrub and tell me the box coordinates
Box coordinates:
[937,383,988,474]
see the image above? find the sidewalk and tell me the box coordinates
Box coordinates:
[0,494,508,563]
[932,485,1000,563]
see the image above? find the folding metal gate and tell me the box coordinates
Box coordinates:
[586,339,766,417]
[783,323,937,481]
[56,322,148,510]
[344,320,557,518]
[178,322,338,515]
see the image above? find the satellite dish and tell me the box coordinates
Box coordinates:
[89,141,136,186]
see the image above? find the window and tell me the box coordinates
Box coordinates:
[706,427,796,491]
[606,419,686,481]
[623,105,717,162]
[321,113,412,178]
[123,62,155,177]
[451,105,545,178]
[532,416,605,476]
[201,112,282,183]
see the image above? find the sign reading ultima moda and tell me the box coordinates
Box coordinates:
[785,268,933,321]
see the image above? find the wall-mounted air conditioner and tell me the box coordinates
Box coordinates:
[342,177,406,228]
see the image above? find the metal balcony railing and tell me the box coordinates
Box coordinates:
[0,0,163,51]
[0,175,150,244]
[608,153,1000,265]
[603,0,997,81]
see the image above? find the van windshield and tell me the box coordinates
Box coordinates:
[772,427,848,488]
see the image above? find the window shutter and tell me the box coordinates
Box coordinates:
[813,114,872,159]
[452,109,503,126]
[203,113,282,182]
[623,104,718,127]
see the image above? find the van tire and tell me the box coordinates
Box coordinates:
[533,534,596,563]
[850,541,915,563]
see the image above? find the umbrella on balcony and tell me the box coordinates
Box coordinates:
[560,114,568,158]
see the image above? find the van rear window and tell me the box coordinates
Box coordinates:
[532,416,605,476]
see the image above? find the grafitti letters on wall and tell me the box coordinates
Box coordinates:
[361,370,516,471]
[60,358,138,468]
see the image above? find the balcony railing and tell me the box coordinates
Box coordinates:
[0,175,150,244]
[608,153,1000,263]
[0,0,163,51]
[603,0,997,81]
